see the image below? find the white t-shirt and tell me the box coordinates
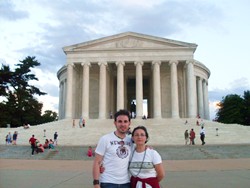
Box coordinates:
[95,132,132,184]
[128,148,162,179]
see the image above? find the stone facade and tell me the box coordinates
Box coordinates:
[57,32,210,120]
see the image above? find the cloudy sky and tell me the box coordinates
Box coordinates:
[1,0,249,120]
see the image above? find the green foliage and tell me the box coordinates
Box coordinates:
[0,56,57,127]
[216,91,250,125]
[243,91,250,125]
[41,110,58,124]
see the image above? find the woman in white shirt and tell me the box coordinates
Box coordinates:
[128,126,165,188]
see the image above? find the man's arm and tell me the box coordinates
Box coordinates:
[92,153,103,188]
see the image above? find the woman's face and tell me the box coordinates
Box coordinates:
[133,129,147,145]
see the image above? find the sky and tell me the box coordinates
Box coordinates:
[1,0,250,120]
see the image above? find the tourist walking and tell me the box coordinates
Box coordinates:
[93,109,132,188]
[12,131,18,145]
[200,126,206,145]
[6,132,12,144]
[184,130,189,145]
[29,135,37,155]
[79,117,83,128]
[129,126,165,188]
[54,132,58,145]
[189,129,196,145]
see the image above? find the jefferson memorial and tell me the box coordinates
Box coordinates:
[57,32,210,120]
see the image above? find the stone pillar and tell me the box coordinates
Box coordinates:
[203,80,210,120]
[81,62,90,119]
[62,80,66,119]
[186,60,196,118]
[134,61,144,119]
[98,61,107,119]
[65,63,74,119]
[170,60,180,118]
[152,60,162,118]
[116,61,125,111]
[59,81,63,119]
[197,77,204,118]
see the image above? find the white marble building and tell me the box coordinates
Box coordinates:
[57,32,210,120]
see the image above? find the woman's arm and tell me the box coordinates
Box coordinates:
[154,163,165,182]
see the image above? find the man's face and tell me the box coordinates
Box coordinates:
[114,115,130,134]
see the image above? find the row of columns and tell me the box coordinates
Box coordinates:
[63,60,208,119]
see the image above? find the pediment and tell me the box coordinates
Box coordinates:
[63,32,197,52]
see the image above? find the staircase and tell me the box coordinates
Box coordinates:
[1,118,249,146]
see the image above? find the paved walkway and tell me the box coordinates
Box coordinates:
[1,145,250,188]
[1,158,250,188]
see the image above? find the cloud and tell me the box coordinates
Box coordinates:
[208,77,250,120]
[0,0,29,21]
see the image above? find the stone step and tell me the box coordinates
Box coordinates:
[1,118,249,146]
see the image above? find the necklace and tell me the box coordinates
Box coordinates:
[114,131,125,146]
[129,148,147,177]
[114,131,124,139]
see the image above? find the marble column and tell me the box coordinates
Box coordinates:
[62,80,66,119]
[81,62,90,119]
[170,60,180,118]
[59,81,63,119]
[98,61,107,119]
[134,61,144,118]
[203,80,210,120]
[186,60,196,118]
[65,63,74,119]
[116,61,125,111]
[152,60,162,118]
[197,77,204,118]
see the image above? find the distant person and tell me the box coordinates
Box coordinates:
[130,101,136,118]
[36,144,45,153]
[6,132,12,144]
[79,117,83,128]
[87,146,93,157]
[82,118,86,127]
[72,119,75,128]
[184,130,189,145]
[12,131,18,145]
[200,126,206,145]
[196,120,200,126]
[43,139,49,149]
[23,123,30,129]
[54,132,58,145]
[29,135,37,156]
[189,129,196,145]
[49,139,55,149]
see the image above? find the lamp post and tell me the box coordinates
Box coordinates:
[216,128,219,136]
[44,129,46,137]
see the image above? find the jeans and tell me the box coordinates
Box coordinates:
[100,182,130,188]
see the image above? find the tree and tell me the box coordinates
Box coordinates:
[0,56,48,127]
[243,90,250,125]
[216,91,250,125]
[41,110,58,124]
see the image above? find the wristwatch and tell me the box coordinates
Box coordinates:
[93,179,99,185]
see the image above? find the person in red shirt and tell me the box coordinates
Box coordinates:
[29,135,37,155]
[87,146,93,157]
[189,129,196,145]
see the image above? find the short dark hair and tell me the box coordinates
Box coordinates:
[132,125,149,143]
[114,109,131,122]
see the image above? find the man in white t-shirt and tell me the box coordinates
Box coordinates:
[93,109,132,188]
